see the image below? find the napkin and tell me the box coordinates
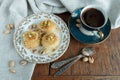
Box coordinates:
[29,0,120,29]
[60,0,120,29]
[0,0,34,80]
[0,0,120,80]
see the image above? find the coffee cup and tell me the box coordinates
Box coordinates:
[79,5,108,39]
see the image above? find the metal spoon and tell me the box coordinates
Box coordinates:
[51,47,95,69]
[51,47,96,76]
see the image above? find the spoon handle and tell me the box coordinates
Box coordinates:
[54,55,83,76]
[51,54,81,69]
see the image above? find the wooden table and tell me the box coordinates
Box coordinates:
[32,12,120,80]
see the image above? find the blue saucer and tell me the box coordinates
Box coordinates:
[68,8,111,44]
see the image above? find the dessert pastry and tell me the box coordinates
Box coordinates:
[23,30,40,49]
[37,19,59,33]
[41,33,60,54]
[23,19,61,56]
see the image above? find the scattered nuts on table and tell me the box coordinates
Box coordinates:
[76,24,80,28]
[7,24,14,29]
[9,60,16,73]
[4,29,10,34]
[82,57,89,62]
[88,57,94,64]
[20,60,28,66]
[9,60,15,67]
[9,68,16,73]
[4,24,14,34]
[76,19,81,23]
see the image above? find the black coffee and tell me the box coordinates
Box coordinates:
[82,8,105,27]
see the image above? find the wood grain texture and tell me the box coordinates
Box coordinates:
[32,76,120,80]
[32,12,120,80]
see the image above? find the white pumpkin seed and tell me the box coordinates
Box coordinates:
[88,57,94,64]
[82,57,89,62]
[9,60,15,67]
[20,60,28,65]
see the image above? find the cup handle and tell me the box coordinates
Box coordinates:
[93,29,104,39]
[97,29,104,39]
[75,18,104,39]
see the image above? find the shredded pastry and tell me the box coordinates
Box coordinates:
[23,19,60,55]
[23,30,40,49]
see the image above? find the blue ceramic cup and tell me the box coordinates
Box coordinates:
[79,5,108,38]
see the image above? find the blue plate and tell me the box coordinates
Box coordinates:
[68,8,111,44]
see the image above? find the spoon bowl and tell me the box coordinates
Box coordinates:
[82,47,96,56]
[51,47,96,69]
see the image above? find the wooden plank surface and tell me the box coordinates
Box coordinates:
[32,12,120,80]
[32,76,120,80]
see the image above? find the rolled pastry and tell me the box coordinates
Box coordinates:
[41,33,60,54]
[37,19,58,33]
[23,30,40,49]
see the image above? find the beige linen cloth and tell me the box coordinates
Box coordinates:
[0,0,120,80]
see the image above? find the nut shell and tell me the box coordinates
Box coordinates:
[88,57,94,64]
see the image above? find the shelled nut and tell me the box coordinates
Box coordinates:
[88,57,94,64]
[7,24,14,29]
[4,24,14,34]
[9,68,16,73]
[82,57,89,62]
[9,60,16,74]
[76,24,80,28]
[9,60,15,67]
[76,19,81,23]
[20,60,28,66]
[4,29,10,34]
